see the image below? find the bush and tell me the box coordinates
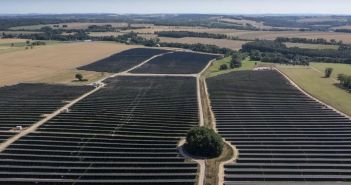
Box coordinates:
[75,73,84,81]
[325,67,333,78]
[219,64,228,70]
[184,127,224,158]
[230,59,242,68]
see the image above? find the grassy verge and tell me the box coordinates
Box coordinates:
[204,142,234,185]
[201,61,236,185]
[277,64,351,116]
[205,56,260,78]
[37,70,111,85]
[310,62,351,79]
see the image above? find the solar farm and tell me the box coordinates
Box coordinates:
[0,47,350,185]
[130,52,218,74]
[207,71,351,185]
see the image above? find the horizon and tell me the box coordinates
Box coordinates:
[1,0,351,15]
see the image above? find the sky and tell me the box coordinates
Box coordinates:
[0,0,351,15]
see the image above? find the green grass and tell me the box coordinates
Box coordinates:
[310,62,351,79]
[0,40,65,54]
[205,56,260,78]
[277,64,351,116]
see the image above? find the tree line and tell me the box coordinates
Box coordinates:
[242,40,351,65]
[338,74,351,90]
[155,31,249,41]
[335,29,351,33]
[219,52,247,71]
[275,37,343,45]
[156,31,228,39]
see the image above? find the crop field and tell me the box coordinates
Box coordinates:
[0,83,92,140]
[297,16,348,23]
[131,51,218,74]
[218,18,274,29]
[0,38,32,54]
[158,37,247,50]
[0,39,62,54]
[0,42,135,86]
[126,26,351,43]
[0,76,199,184]
[9,22,129,30]
[0,38,28,44]
[285,42,339,49]
[88,32,125,37]
[207,70,351,185]
[78,48,169,73]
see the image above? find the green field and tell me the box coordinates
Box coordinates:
[277,63,351,116]
[205,56,260,78]
[0,40,64,54]
[310,62,351,79]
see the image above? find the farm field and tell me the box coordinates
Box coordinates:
[131,51,218,74]
[88,32,125,37]
[207,70,351,185]
[9,22,129,30]
[217,18,273,29]
[159,37,247,50]
[0,42,136,86]
[78,48,169,73]
[285,42,339,49]
[127,26,351,43]
[0,76,199,184]
[0,38,28,44]
[297,16,348,23]
[277,64,351,116]
[226,30,351,43]
[0,39,63,54]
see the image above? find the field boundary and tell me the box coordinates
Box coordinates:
[275,67,351,119]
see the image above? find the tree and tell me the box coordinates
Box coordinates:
[337,74,346,85]
[230,52,244,68]
[230,60,241,68]
[184,127,224,158]
[75,73,84,81]
[324,67,333,78]
[219,64,228,70]
[345,76,351,89]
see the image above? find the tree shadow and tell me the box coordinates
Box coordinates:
[71,79,88,82]
[333,83,351,93]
